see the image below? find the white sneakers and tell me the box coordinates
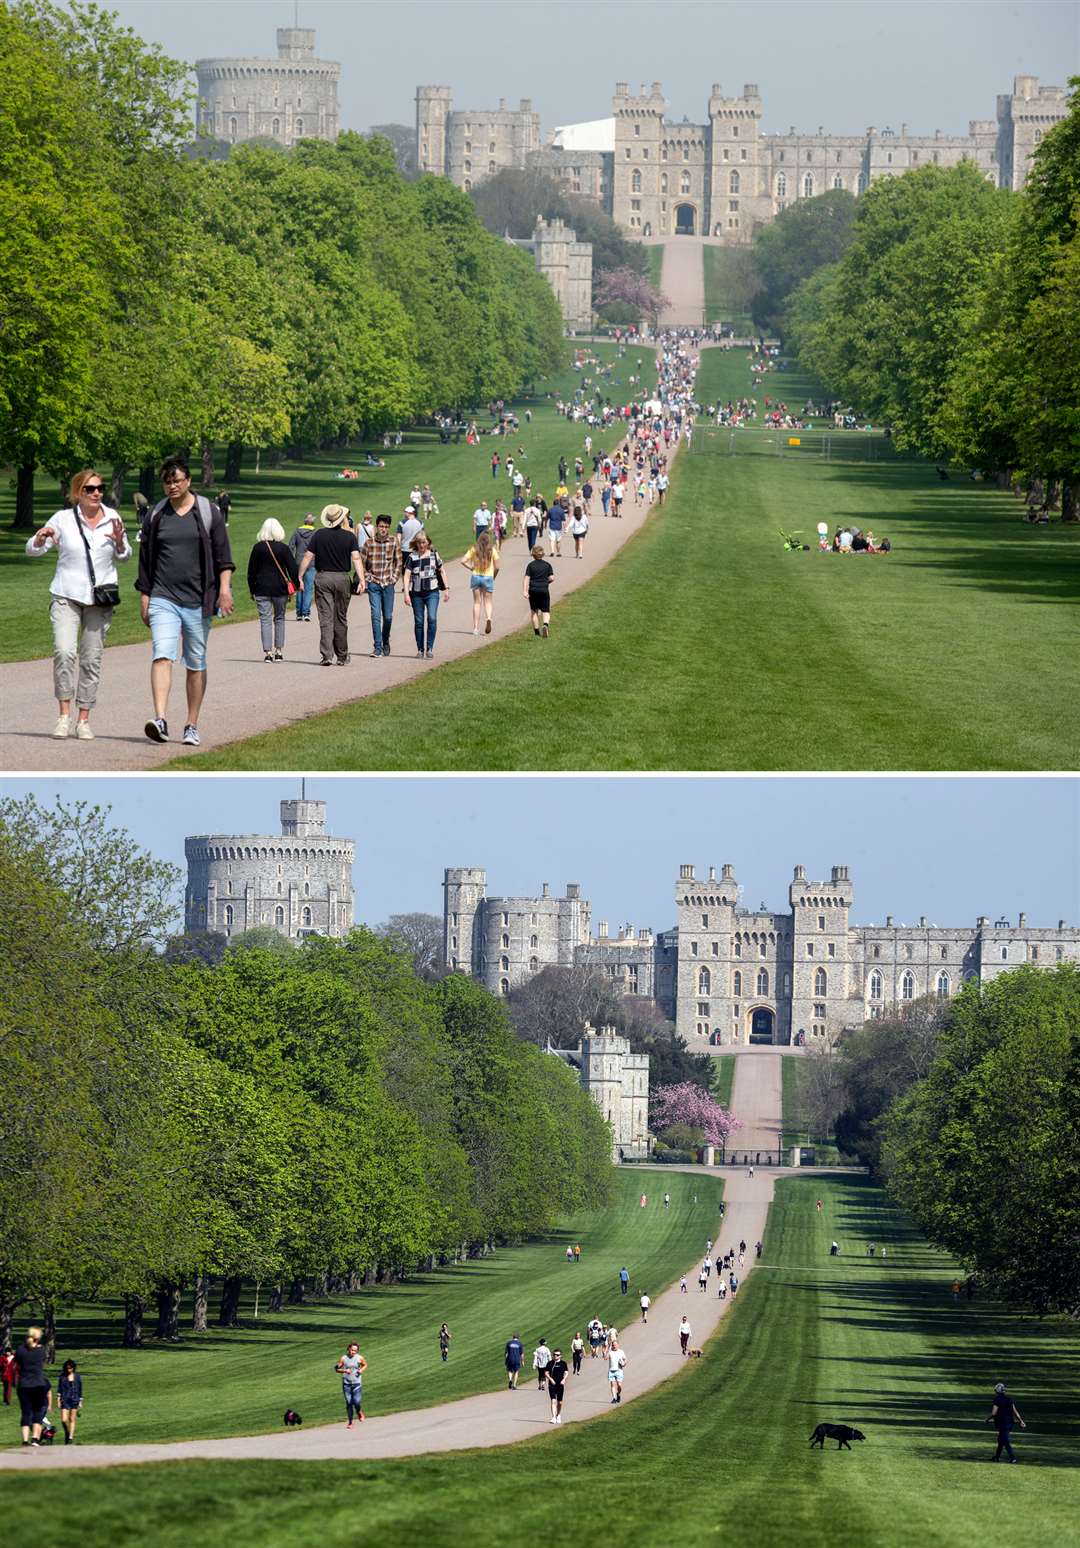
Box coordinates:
[52,715,93,740]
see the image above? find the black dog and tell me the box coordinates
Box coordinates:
[283,1409,303,1427]
[810,1423,866,1450]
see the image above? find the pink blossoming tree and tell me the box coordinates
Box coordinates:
[651,1082,740,1146]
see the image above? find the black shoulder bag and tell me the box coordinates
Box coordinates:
[75,510,121,609]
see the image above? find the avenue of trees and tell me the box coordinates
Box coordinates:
[1,3,566,528]
[823,970,1078,1317]
[784,79,1080,510]
[0,799,613,1351]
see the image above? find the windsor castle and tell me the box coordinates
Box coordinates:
[418,75,1068,241]
[444,863,1080,1051]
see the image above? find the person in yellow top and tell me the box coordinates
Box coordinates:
[461,530,500,635]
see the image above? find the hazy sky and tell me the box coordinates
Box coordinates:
[3,776,1076,934]
[104,1,1078,138]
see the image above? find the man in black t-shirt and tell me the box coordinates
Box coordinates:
[547,1349,569,1425]
[986,1383,1026,1461]
[523,546,555,637]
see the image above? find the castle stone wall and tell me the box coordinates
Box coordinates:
[196,28,339,149]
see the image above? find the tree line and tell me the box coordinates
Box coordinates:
[782,82,1080,514]
[1,2,567,528]
[817,970,1079,1317]
[0,798,613,1352]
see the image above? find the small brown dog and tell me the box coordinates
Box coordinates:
[687,1348,703,1359]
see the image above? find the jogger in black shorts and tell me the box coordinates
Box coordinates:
[547,1351,569,1425]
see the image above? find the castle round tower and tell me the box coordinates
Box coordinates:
[185,796,354,940]
[195,28,339,150]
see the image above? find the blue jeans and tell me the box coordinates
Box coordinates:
[994,1424,1015,1461]
[295,566,314,618]
[367,582,395,653]
[343,1381,363,1422]
[411,591,439,652]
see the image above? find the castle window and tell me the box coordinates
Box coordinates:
[463,179,471,191]
[857,172,867,191]
[784,972,791,994]
[632,170,642,192]
[911,151,918,162]
[776,172,786,197]
[530,957,539,972]
[698,967,711,994]
[501,933,510,948]
[301,906,312,927]
[296,119,304,137]
[814,967,828,996]
[835,151,841,163]
[732,1005,739,1019]
[224,905,234,928]
[530,912,537,925]
[631,198,641,211]
[803,173,814,196]
[691,941,698,955]
[723,148,730,161]
[905,943,914,958]
[1029,944,1038,961]
[1056,947,1064,961]
[901,971,915,1000]
[741,148,747,160]
[806,150,812,162]
[634,122,640,137]
[451,935,458,950]
[272,119,280,138]
[869,970,883,999]
[729,171,740,194]
[828,943,835,957]
[872,943,881,959]
[660,173,668,193]
[682,144,690,160]
[228,116,237,140]
[500,955,509,971]
[661,145,668,161]
[833,175,843,189]
[936,972,951,998]
[488,140,495,152]
[733,970,742,997]
[732,125,739,138]
[759,940,766,958]
[870,1006,881,1020]
[779,150,785,162]
[712,941,719,956]
[818,915,826,930]
[501,912,509,926]
[733,940,741,957]
[1000,945,1008,961]
[680,171,691,193]
[701,912,708,927]
[698,1002,710,1016]
[304,882,310,897]
[488,161,496,174]
[464,159,471,172]
[756,968,769,996]
[277,881,283,895]
[886,151,893,164]
[643,148,649,159]
[500,978,509,994]
[814,1003,826,1017]
[625,147,632,159]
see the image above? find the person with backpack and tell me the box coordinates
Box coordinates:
[247,519,300,663]
[288,513,317,620]
[26,468,132,742]
[136,455,234,747]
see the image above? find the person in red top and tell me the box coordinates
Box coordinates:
[1,1346,16,1405]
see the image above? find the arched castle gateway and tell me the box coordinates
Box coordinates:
[444,864,1079,1049]
[185,797,354,940]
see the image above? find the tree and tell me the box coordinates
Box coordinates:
[749,189,857,334]
[505,964,623,1049]
[651,1083,739,1146]
[881,965,1080,1316]
[376,913,445,980]
[832,996,951,1171]
[593,267,669,330]
[367,125,416,180]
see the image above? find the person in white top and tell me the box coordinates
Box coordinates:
[532,1339,552,1390]
[639,1292,651,1324]
[27,468,132,741]
[679,1316,692,1355]
[607,1339,626,1404]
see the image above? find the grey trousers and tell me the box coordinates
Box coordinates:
[50,595,113,710]
[314,571,352,662]
[254,595,287,651]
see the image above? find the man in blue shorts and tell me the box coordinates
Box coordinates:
[137,455,234,747]
[505,1332,523,1390]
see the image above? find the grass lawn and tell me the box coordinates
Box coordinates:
[711,1052,736,1108]
[1,343,652,664]
[185,345,1080,771]
[780,1054,854,1165]
[643,244,664,290]
[4,1169,717,1447]
[703,246,756,331]
[16,1175,1078,1548]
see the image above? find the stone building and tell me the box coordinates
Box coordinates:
[444,862,1079,1049]
[550,1024,650,1160]
[185,796,354,941]
[195,28,340,149]
[416,88,541,190]
[512,219,593,330]
[416,75,1068,243]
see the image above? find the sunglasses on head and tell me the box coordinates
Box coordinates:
[83,483,105,494]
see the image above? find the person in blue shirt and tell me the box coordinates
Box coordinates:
[505,1334,524,1390]
[58,1360,82,1444]
[619,1266,630,1295]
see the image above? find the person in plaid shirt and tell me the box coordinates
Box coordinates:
[362,514,402,657]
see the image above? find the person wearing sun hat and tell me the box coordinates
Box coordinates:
[298,504,364,665]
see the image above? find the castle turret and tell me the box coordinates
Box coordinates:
[416,84,453,175]
[790,864,854,1044]
[706,82,766,240]
[612,80,667,236]
[443,866,486,975]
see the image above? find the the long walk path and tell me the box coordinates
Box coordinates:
[0,1049,821,1471]
[650,239,705,328]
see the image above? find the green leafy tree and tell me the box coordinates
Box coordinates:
[749,188,857,334]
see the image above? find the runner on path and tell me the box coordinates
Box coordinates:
[607,1339,626,1405]
[335,1342,367,1428]
[588,1319,603,1357]
[639,1292,650,1324]
[505,1334,524,1390]
[532,1339,552,1391]
[547,1349,569,1425]
[679,1317,692,1355]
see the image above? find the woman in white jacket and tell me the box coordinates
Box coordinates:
[26,468,131,740]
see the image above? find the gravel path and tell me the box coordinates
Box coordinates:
[657,241,705,328]
[0,1050,820,1471]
